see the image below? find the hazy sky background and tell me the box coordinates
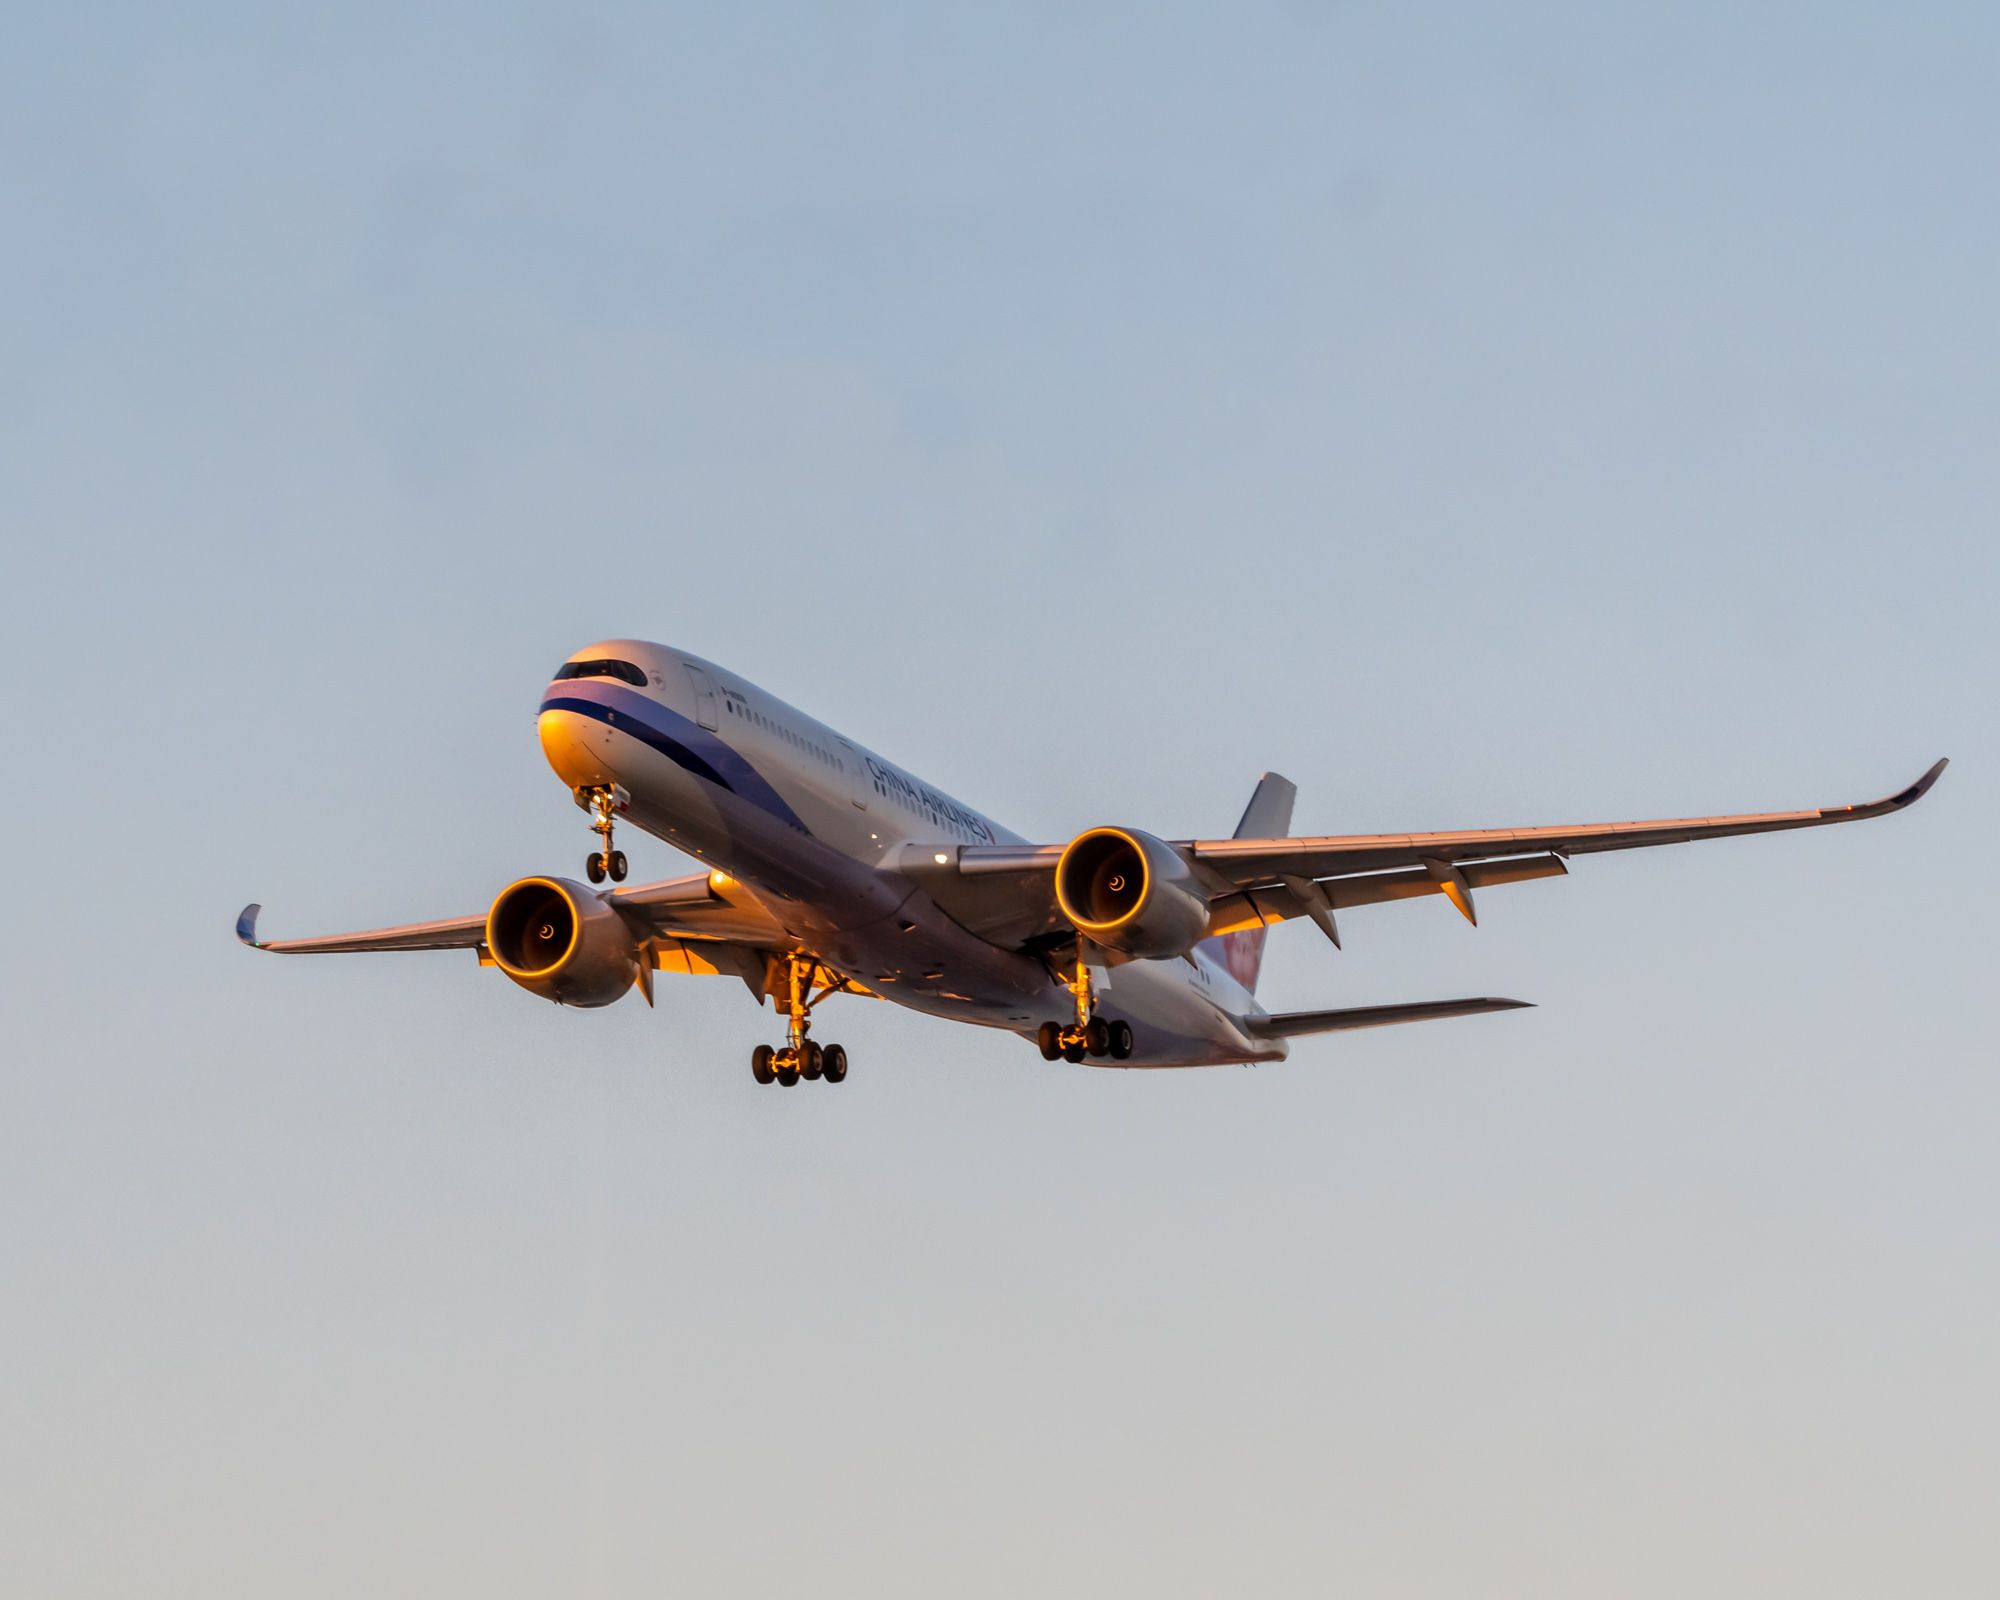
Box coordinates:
[3,4,1995,1594]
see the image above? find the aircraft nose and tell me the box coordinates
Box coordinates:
[538,703,614,790]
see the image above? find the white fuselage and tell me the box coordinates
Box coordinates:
[535,641,1283,1067]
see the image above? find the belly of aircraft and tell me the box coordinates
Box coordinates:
[599,716,1284,1068]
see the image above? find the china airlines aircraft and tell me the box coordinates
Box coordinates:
[237,641,1946,1084]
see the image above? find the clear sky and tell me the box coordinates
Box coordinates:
[3,4,1995,1595]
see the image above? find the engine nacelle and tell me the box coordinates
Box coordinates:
[1053,827,1209,959]
[485,876,641,1007]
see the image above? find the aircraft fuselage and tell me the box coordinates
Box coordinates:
[535,640,1280,1066]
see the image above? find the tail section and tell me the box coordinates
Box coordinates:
[1250,997,1532,1038]
[1195,773,1296,993]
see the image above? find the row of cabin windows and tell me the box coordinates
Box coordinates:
[716,692,977,841]
[871,774,979,841]
[725,697,841,771]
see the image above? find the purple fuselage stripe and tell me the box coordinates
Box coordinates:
[540,680,810,835]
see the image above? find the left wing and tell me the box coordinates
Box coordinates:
[921,758,1947,945]
[1190,758,1949,886]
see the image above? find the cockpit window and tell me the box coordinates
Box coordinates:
[554,659,648,687]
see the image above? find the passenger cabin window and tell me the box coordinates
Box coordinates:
[554,659,648,687]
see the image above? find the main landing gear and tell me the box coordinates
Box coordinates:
[751,954,853,1087]
[1037,957,1134,1063]
[579,786,628,884]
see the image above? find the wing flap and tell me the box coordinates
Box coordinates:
[1204,855,1569,938]
[611,872,788,944]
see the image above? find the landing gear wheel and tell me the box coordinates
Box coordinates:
[801,1041,824,1080]
[1036,1022,1063,1061]
[776,1059,800,1086]
[581,787,625,889]
[821,1044,847,1083]
[1086,1017,1112,1057]
[751,1044,775,1085]
[1109,1020,1134,1060]
[1062,1039,1087,1064]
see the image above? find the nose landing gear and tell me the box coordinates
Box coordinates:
[578,785,628,883]
[1035,957,1135,1062]
[750,954,854,1086]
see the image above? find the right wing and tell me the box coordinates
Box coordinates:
[236,903,488,954]
[236,870,787,956]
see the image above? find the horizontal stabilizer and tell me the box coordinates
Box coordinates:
[1249,997,1532,1038]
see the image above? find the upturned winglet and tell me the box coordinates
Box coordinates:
[236,904,264,948]
[1880,756,1949,812]
[1831,757,1949,819]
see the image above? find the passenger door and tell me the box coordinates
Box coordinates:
[683,664,720,730]
[837,739,869,810]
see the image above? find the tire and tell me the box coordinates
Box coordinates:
[751,1044,775,1084]
[1110,1020,1134,1060]
[776,1065,800,1087]
[801,1041,823,1080]
[1086,1017,1112,1057]
[609,850,628,882]
[1036,1022,1063,1061]
[586,855,606,884]
[1061,1039,1087,1064]
[821,1044,848,1083]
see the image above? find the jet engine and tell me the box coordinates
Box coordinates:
[1053,827,1210,959]
[484,876,642,1006]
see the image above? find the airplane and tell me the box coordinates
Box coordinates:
[236,640,1947,1084]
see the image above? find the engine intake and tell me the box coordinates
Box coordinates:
[1054,827,1209,959]
[485,876,641,1007]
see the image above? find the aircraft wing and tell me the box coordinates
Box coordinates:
[932,758,1946,945]
[236,870,788,955]
[235,903,486,953]
[1190,758,1949,884]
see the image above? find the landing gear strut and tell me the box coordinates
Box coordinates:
[579,786,628,884]
[1036,957,1134,1062]
[749,953,852,1086]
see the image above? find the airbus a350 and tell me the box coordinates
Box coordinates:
[238,641,1946,1084]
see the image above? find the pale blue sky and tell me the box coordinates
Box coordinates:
[3,5,1995,1595]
